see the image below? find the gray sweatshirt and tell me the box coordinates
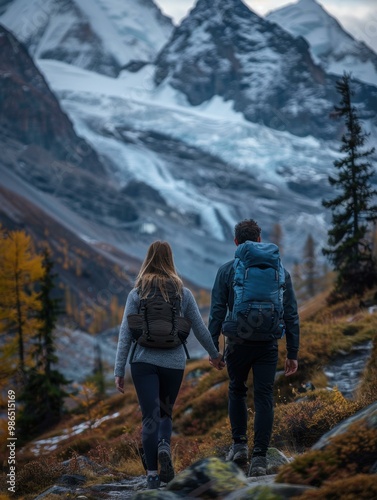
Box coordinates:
[114,287,220,376]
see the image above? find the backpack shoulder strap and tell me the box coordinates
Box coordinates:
[233,257,240,274]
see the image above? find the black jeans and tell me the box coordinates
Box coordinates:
[131,362,184,470]
[226,342,278,456]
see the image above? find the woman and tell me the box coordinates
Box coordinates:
[114,241,224,489]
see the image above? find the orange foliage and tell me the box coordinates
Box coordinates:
[276,420,377,487]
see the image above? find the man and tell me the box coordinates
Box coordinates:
[208,219,299,476]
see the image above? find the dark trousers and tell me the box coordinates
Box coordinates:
[226,342,278,456]
[131,362,184,470]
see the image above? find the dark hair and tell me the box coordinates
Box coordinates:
[234,219,261,244]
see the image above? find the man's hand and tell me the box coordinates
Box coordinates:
[209,355,226,370]
[285,358,298,376]
[115,376,125,393]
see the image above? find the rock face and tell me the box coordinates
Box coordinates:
[0,25,143,230]
[267,0,377,87]
[0,25,106,177]
[154,0,377,139]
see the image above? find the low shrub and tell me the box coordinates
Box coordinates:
[58,436,96,460]
[273,389,361,451]
[296,474,377,499]
[174,382,228,435]
[276,420,377,487]
[106,424,125,439]
[355,336,377,406]
[15,458,64,495]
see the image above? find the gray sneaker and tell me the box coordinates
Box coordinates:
[225,443,249,464]
[248,455,267,477]
[158,439,175,483]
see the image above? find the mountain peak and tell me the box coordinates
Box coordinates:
[0,0,174,76]
[267,0,377,86]
[191,0,259,18]
[154,0,345,138]
[194,0,253,9]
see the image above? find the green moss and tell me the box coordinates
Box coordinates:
[168,457,248,498]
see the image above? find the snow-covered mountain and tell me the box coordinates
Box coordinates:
[154,0,377,139]
[267,0,377,87]
[0,0,173,76]
[36,57,338,278]
[1,0,377,289]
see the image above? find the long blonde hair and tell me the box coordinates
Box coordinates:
[135,241,183,300]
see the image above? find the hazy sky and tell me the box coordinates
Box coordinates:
[155,0,377,52]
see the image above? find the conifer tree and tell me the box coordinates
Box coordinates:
[303,234,316,298]
[322,73,377,301]
[92,341,105,396]
[35,248,62,374]
[270,223,283,255]
[291,260,304,301]
[17,248,69,438]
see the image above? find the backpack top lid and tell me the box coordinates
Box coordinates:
[140,280,181,303]
[235,241,280,270]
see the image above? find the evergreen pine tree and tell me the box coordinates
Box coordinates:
[303,234,316,298]
[270,223,283,255]
[322,73,377,302]
[35,248,62,374]
[17,248,69,439]
[89,341,106,396]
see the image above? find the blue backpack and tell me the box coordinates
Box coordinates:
[222,241,286,341]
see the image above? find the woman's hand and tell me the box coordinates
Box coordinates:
[209,355,226,370]
[284,358,298,376]
[115,376,125,393]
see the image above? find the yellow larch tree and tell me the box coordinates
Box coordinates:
[0,227,44,377]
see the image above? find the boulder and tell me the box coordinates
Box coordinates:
[132,490,178,499]
[225,483,316,499]
[167,457,249,498]
[266,447,291,474]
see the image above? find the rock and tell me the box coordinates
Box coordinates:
[266,448,291,474]
[166,457,249,497]
[91,478,145,492]
[225,483,317,499]
[312,400,377,450]
[32,485,72,500]
[57,474,86,486]
[132,490,178,499]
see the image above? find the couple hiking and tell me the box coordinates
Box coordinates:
[114,219,300,489]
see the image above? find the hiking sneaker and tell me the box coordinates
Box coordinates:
[158,439,175,483]
[146,474,160,489]
[225,443,249,464]
[248,456,267,477]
